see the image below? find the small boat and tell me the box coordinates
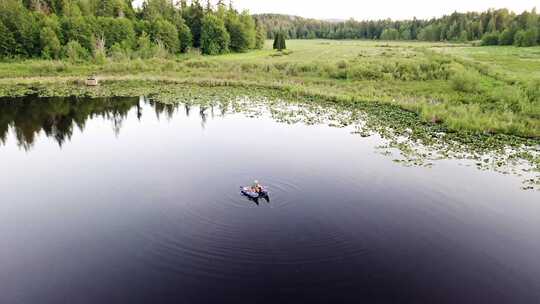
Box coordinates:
[240,186,268,199]
[85,75,99,86]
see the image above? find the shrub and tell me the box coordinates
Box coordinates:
[514,29,538,47]
[135,32,156,59]
[177,21,192,53]
[525,80,540,103]
[61,17,95,52]
[200,14,230,55]
[498,28,515,45]
[347,66,384,80]
[150,19,179,54]
[336,60,348,69]
[450,70,480,93]
[62,40,90,63]
[481,32,500,46]
[227,19,250,52]
[40,27,61,59]
[380,28,400,40]
[98,17,136,50]
[109,43,130,61]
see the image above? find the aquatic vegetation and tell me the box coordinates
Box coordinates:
[0,83,538,190]
[0,40,539,189]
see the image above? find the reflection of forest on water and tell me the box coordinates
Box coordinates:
[0,96,216,150]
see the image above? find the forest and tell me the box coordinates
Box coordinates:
[255,8,540,46]
[1,2,540,62]
[0,0,266,60]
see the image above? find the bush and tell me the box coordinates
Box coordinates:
[135,32,156,59]
[61,17,95,52]
[380,28,400,40]
[481,32,500,46]
[347,66,384,80]
[150,19,179,54]
[62,40,90,63]
[0,0,39,57]
[201,14,230,55]
[227,19,250,52]
[450,70,481,93]
[514,29,538,47]
[109,43,130,61]
[98,17,136,50]
[177,21,192,53]
[40,27,61,59]
[525,80,540,103]
[498,28,515,45]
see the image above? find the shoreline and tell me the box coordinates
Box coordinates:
[1,78,538,189]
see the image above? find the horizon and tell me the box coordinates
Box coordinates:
[132,0,538,21]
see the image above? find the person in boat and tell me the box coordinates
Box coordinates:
[251,180,263,193]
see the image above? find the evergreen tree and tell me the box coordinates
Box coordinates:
[184,0,204,47]
[141,0,174,21]
[96,0,120,17]
[0,20,17,58]
[255,22,266,49]
[172,13,192,53]
[273,32,286,50]
[239,11,256,49]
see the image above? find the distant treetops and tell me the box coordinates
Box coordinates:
[255,8,540,47]
[0,0,266,60]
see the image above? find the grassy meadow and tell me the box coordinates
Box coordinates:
[1,40,539,138]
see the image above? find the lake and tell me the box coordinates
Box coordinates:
[1,95,539,303]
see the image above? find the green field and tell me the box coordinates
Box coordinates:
[1,40,539,138]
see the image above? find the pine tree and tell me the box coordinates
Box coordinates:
[273,32,286,50]
[279,33,286,50]
[184,0,204,47]
[255,22,266,49]
[0,20,17,58]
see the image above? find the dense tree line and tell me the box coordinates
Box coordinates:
[0,0,266,60]
[255,8,540,46]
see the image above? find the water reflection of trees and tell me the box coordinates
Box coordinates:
[0,96,139,150]
[0,96,229,151]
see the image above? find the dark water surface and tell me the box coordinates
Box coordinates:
[1,96,539,304]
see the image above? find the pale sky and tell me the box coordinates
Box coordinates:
[133,0,538,20]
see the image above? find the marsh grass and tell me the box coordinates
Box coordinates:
[0,40,539,138]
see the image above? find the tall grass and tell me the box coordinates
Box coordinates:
[0,40,539,138]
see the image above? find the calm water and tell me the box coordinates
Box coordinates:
[1,96,539,304]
